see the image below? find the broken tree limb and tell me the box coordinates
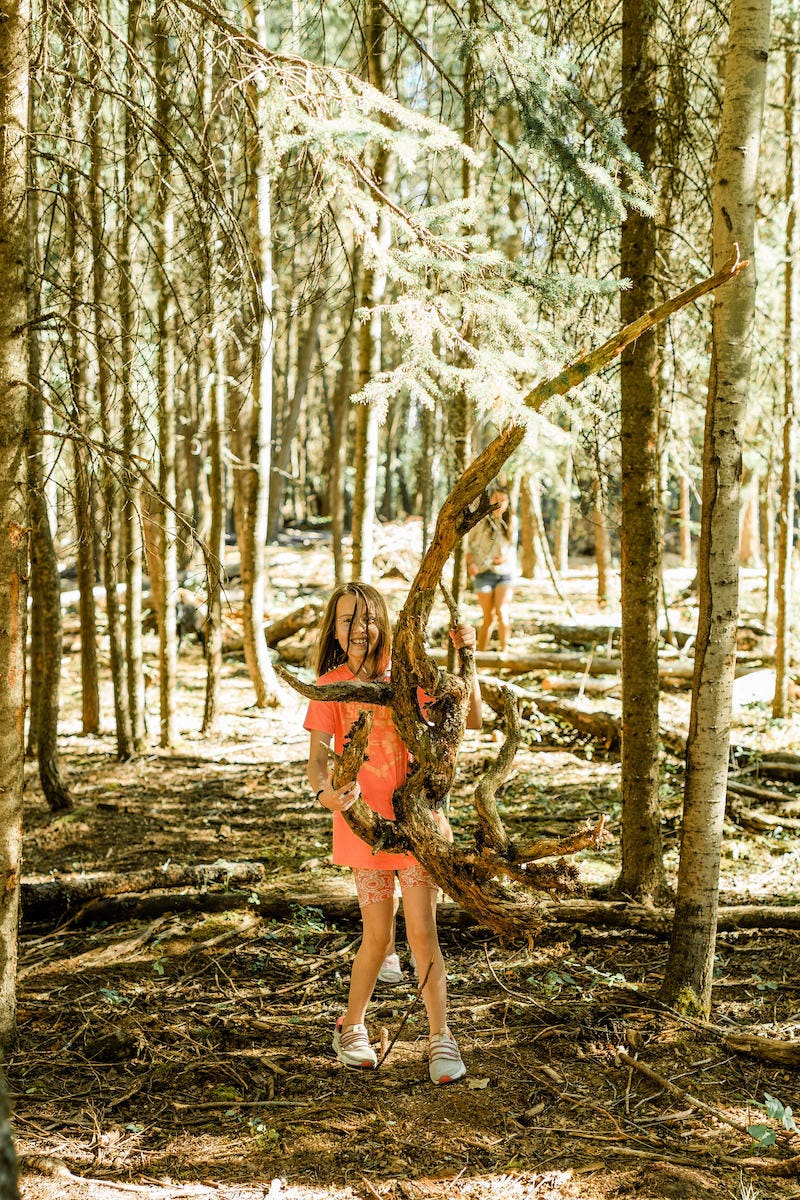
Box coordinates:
[274,662,393,707]
[473,686,519,855]
[331,710,399,852]
[276,255,746,940]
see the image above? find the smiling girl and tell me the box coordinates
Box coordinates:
[305,581,481,1084]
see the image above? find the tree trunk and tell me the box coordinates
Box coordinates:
[617,0,664,902]
[0,0,28,1047]
[661,0,771,1015]
[236,0,281,708]
[330,255,359,586]
[268,291,325,540]
[203,321,226,734]
[26,66,72,810]
[591,472,611,607]
[351,0,391,584]
[155,16,178,747]
[738,467,761,566]
[518,474,538,579]
[773,35,798,718]
[556,445,573,575]
[120,0,145,750]
[418,401,435,557]
[65,17,99,737]
[679,471,692,566]
[90,0,132,760]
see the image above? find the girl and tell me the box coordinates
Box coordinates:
[305,581,481,1084]
[465,487,517,652]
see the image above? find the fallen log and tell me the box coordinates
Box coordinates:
[21,860,265,922]
[265,602,322,647]
[430,648,765,682]
[726,799,800,834]
[723,1032,800,1067]
[478,674,688,757]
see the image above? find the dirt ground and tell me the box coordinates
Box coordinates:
[12,528,800,1200]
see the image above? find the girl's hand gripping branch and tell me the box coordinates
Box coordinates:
[308,729,362,811]
[448,622,482,729]
[317,774,361,813]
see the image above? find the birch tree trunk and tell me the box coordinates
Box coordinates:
[773,35,798,718]
[120,0,145,749]
[155,15,178,746]
[90,0,132,760]
[661,0,771,1014]
[351,0,390,584]
[0,0,28,1046]
[617,0,664,901]
[330,255,359,587]
[235,0,281,708]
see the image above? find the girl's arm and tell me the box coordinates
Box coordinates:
[307,729,360,811]
[449,623,483,729]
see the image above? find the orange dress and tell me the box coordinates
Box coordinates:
[303,664,423,870]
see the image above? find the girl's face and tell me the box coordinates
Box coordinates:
[490,490,509,513]
[335,593,381,675]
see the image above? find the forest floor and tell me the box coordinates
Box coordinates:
[12,521,800,1200]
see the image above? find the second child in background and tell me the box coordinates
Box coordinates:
[466,487,517,652]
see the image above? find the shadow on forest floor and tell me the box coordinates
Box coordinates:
[13,547,800,1200]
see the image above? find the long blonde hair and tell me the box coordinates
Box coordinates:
[315,582,392,677]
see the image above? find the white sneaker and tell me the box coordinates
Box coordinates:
[428,1028,466,1085]
[377,953,404,985]
[332,1017,377,1069]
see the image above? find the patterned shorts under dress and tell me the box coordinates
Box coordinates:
[352,863,438,907]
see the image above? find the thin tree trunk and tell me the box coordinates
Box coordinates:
[518,474,538,579]
[0,0,29,1047]
[155,16,178,746]
[330,256,359,586]
[591,472,611,607]
[203,324,226,734]
[120,0,145,749]
[617,0,664,901]
[661,0,771,1015]
[26,63,72,809]
[556,445,573,575]
[738,467,762,566]
[679,471,692,566]
[268,290,325,540]
[65,15,99,736]
[447,0,478,671]
[761,468,776,628]
[773,35,798,718]
[419,401,435,557]
[236,0,281,708]
[90,0,132,760]
[351,0,391,584]
[201,28,225,735]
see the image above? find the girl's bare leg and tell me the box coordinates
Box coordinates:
[494,584,513,651]
[402,884,447,1034]
[343,897,394,1026]
[476,591,495,651]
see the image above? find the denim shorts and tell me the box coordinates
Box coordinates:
[473,569,514,594]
